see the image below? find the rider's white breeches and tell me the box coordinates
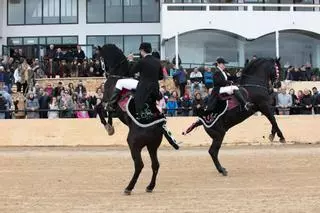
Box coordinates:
[115,79,138,90]
[219,85,239,95]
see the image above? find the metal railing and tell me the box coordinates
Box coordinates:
[163,3,320,12]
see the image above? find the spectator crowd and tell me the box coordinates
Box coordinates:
[0,47,320,119]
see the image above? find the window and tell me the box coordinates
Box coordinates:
[7,36,78,46]
[87,35,160,55]
[106,0,123,22]
[23,37,39,45]
[87,0,105,23]
[106,36,124,50]
[124,0,141,22]
[61,0,78,23]
[8,0,25,25]
[87,0,160,23]
[87,36,106,47]
[7,0,78,25]
[142,0,160,22]
[25,0,42,24]
[7,37,23,45]
[62,36,78,44]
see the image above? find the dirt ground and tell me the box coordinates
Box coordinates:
[0,144,319,213]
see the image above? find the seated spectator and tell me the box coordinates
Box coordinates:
[192,92,204,116]
[190,68,203,96]
[44,83,54,97]
[38,89,50,119]
[313,91,320,114]
[0,66,5,84]
[157,88,167,113]
[276,87,292,115]
[48,97,59,119]
[25,93,40,119]
[0,93,7,119]
[75,80,87,99]
[76,102,89,119]
[166,95,178,117]
[1,85,13,119]
[300,89,313,114]
[58,90,74,118]
[180,93,192,116]
[74,45,86,63]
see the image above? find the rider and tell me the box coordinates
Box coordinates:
[204,57,254,115]
[108,42,163,114]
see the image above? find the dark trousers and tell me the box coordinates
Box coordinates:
[39,111,48,118]
[179,83,187,96]
[16,81,28,94]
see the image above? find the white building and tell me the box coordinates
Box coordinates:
[1,0,320,67]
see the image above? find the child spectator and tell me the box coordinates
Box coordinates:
[48,97,59,119]
[25,93,40,119]
[180,93,192,116]
[192,92,204,116]
[76,102,90,119]
[166,95,178,117]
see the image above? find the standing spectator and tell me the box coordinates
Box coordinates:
[48,97,59,119]
[288,88,299,115]
[190,68,203,96]
[92,47,100,61]
[157,88,167,113]
[313,91,320,114]
[0,66,5,84]
[300,89,313,114]
[173,66,187,97]
[68,83,75,95]
[38,89,50,119]
[32,59,45,79]
[92,59,103,77]
[53,82,64,97]
[55,48,64,61]
[44,83,54,97]
[59,60,71,77]
[203,66,214,90]
[276,88,292,115]
[180,93,192,116]
[0,93,6,119]
[74,45,85,63]
[25,93,40,119]
[20,59,31,94]
[192,92,204,116]
[79,59,90,77]
[46,44,56,59]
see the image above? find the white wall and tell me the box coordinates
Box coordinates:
[1,0,161,45]
[161,4,320,40]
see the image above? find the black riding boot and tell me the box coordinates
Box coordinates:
[234,90,253,111]
[108,88,121,111]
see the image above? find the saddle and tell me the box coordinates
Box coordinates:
[116,89,166,128]
[199,87,249,128]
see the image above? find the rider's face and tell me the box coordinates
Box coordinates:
[218,63,225,70]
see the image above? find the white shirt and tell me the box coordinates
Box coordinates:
[217,66,227,80]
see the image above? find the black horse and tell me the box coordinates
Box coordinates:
[96,44,179,195]
[183,58,285,176]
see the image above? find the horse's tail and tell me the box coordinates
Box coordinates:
[96,102,115,136]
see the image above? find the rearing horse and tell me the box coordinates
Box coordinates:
[184,58,285,176]
[96,44,179,195]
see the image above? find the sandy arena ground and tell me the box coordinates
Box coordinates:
[0,144,319,213]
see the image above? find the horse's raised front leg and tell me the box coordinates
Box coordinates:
[208,131,228,176]
[124,142,144,195]
[145,144,160,193]
[259,104,286,143]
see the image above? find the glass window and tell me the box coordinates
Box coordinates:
[23,37,39,45]
[87,0,105,23]
[124,35,141,55]
[106,36,124,51]
[142,0,159,22]
[142,35,160,52]
[8,0,25,25]
[123,0,141,22]
[39,37,46,45]
[25,0,42,24]
[106,0,123,22]
[62,36,78,44]
[43,0,60,24]
[47,37,62,44]
[87,36,106,47]
[61,0,78,23]
[7,37,23,45]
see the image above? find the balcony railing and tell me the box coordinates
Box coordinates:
[163,3,320,12]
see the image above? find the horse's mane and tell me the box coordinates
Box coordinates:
[100,44,129,76]
[242,58,274,75]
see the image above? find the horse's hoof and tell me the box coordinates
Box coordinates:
[123,189,132,195]
[146,187,153,193]
[280,138,286,143]
[105,124,115,136]
[220,168,228,176]
[269,134,275,142]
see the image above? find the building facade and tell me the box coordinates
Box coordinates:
[1,0,320,67]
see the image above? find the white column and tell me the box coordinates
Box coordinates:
[78,0,87,45]
[237,40,245,67]
[315,44,320,68]
[175,32,179,68]
[275,30,280,58]
[160,41,166,60]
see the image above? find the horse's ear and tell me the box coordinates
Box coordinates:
[276,57,281,62]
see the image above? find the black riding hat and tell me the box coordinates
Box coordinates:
[139,42,152,54]
[214,57,228,65]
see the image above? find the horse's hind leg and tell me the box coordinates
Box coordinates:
[208,133,228,176]
[259,104,286,143]
[124,144,144,195]
[146,144,160,193]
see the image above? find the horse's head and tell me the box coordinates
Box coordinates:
[99,44,129,77]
